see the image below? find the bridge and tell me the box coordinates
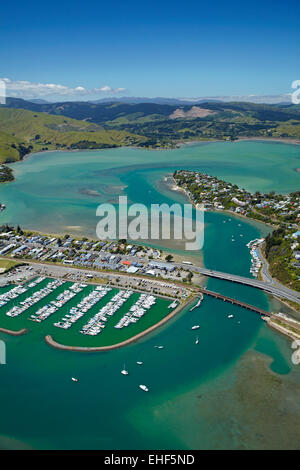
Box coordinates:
[176,264,300,305]
[197,287,271,316]
[196,287,300,334]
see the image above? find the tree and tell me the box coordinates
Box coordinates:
[165,254,173,262]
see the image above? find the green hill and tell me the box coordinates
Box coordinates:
[0,108,147,163]
[2,99,300,154]
[2,98,174,126]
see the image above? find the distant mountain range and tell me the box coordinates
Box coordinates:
[3,97,300,126]
[22,96,293,106]
[0,97,300,163]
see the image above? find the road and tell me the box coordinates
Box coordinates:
[1,253,299,306]
[175,263,300,305]
[256,247,274,284]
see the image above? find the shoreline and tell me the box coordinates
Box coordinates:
[265,318,300,342]
[168,175,275,230]
[44,296,195,352]
[9,135,300,167]
[178,136,300,147]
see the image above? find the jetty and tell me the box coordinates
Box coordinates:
[44,297,194,352]
[0,327,28,336]
[190,293,203,311]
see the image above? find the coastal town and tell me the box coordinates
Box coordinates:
[173,169,300,226]
[173,169,300,291]
[0,216,300,347]
[0,225,195,286]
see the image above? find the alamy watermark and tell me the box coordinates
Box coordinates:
[0,79,6,105]
[96,196,204,250]
[291,80,300,104]
[0,340,6,365]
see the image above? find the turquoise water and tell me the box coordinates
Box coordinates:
[0,141,300,449]
[0,140,299,238]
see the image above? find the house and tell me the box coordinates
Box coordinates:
[292,230,300,239]
[293,251,300,260]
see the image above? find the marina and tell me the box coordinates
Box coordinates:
[0,277,179,348]
[247,238,264,277]
[31,282,85,323]
[54,285,109,329]
[0,276,45,308]
[114,294,157,330]
[81,289,133,336]
[6,278,65,318]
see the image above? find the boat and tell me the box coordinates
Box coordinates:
[121,364,129,375]
[195,337,199,344]
[71,377,78,382]
[168,300,178,309]
[228,314,234,319]
[137,361,143,365]
[139,385,149,392]
[191,325,200,330]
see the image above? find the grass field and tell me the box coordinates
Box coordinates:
[0,258,23,272]
[0,108,147,163]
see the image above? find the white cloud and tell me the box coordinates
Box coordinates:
[1,78,126,99]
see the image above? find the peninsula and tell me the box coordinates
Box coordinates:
[173,170,300,294]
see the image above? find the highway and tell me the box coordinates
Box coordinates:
[175,263,300,305]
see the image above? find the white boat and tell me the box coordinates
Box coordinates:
[195,337,199,344]
[121,364,128,375]
[71,377,78,382]
[228,315,234,319]
[191,325,200,330]
[137,361,143,365]
[139,384,149,392]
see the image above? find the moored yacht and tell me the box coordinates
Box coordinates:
[121,364,129,375]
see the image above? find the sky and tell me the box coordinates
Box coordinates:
[1,0,300,101]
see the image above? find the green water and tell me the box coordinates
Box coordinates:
[0,281,172,348]
[0,141,300,449]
